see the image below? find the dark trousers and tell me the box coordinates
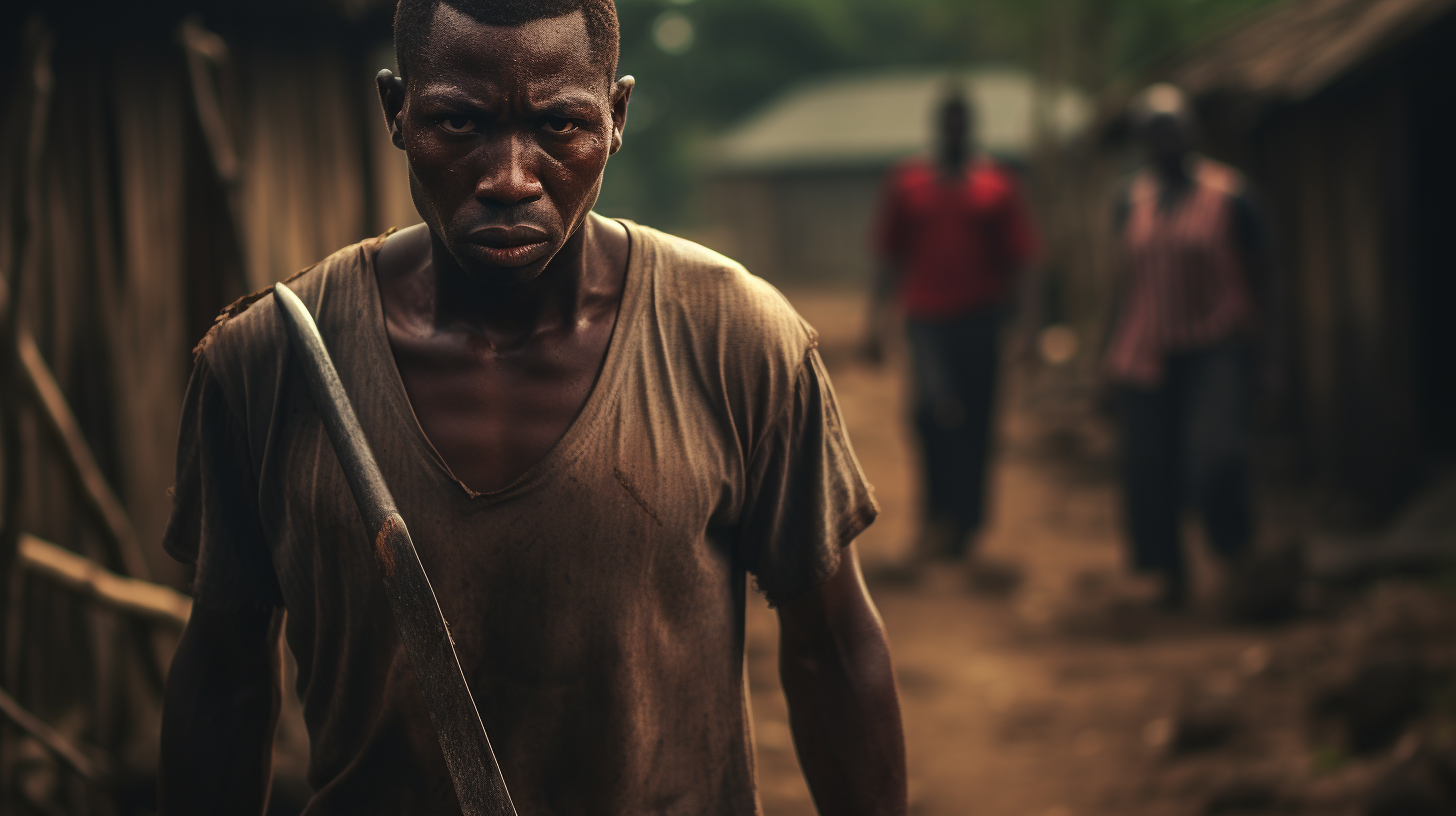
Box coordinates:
[906,308,1004,555]
[1117,343,1255,589]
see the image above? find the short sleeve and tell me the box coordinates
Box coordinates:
[163,352,283,610]
[738,348,879,606]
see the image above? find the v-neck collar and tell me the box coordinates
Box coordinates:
[361,216,646,505]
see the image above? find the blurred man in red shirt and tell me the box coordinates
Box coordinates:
[867,89,1038,566]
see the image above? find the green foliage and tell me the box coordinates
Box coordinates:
[598,0,1283,229]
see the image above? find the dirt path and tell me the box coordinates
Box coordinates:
[744,290,1302,816]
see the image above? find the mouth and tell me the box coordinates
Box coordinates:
[465,226,552,267]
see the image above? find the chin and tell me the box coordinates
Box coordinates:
[451,245,556,289]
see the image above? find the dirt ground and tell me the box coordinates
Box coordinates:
[744,289,1453,816]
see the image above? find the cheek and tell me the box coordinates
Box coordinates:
[403,130,464,180]
[544,135,612,189]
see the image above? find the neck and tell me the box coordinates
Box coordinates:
[938,145,969,173]
[424,217,600,349]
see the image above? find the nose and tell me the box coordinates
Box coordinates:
[474,133,544,206]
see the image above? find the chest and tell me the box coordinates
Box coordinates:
[1126,183,1231,260]
[387,323,614,494]
[897,173,999,222]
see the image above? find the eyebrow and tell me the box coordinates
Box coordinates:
[413,86,603,116]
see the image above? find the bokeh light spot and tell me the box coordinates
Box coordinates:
[653,11,695,56]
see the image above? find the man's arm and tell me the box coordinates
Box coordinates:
[777,542,907,816]
[862,262,897,366]
[159,600,285,816]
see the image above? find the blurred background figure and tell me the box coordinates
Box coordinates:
[7,0,1456,812]
[1104,83,1276,609]
[865,88,1038,569]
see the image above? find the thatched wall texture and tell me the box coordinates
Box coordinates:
[0,3,405,810]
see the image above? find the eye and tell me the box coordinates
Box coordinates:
[543,116,579,134]
[439,115,475,134]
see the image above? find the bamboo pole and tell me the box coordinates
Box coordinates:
[181,16,253,298]
[17,534,189,629]
[0,20,56,806]
[0,684,106,783]
[15,331,153,583]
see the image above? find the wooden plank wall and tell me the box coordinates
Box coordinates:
[1058,71,1427,517]
[1251,71,1421,516]
[0,14,402,807]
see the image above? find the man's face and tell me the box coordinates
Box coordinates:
[391,6,625,285]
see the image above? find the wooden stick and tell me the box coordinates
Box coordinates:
[0,286,171,697]
[180,17,252,297]
[15,332,153,583]
[17,534,189,628]
[0,684,106,783]
[1,20,56,799]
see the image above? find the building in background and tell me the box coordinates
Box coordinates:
[701,69,1090,287]
[1065,0,1456,519]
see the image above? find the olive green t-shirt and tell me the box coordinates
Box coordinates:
[163,217,878,815]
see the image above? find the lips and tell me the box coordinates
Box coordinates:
[465,226,552,267]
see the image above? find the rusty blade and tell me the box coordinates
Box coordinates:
[272,282,516,816]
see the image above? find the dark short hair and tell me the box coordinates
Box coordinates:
[394,0,620,86]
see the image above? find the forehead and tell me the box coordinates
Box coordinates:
[411,5,606,96]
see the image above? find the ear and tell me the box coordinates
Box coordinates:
[376,69,407,150]
[609,75,634,156]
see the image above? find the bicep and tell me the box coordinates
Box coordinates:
[776,543,880,654]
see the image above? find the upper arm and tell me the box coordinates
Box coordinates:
[776,543,880,654]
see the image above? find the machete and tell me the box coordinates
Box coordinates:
[272,282,517,816]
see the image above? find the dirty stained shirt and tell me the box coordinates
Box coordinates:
[163,219,878,816]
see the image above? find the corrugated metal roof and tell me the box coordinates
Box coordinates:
[708,69,1091,172]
